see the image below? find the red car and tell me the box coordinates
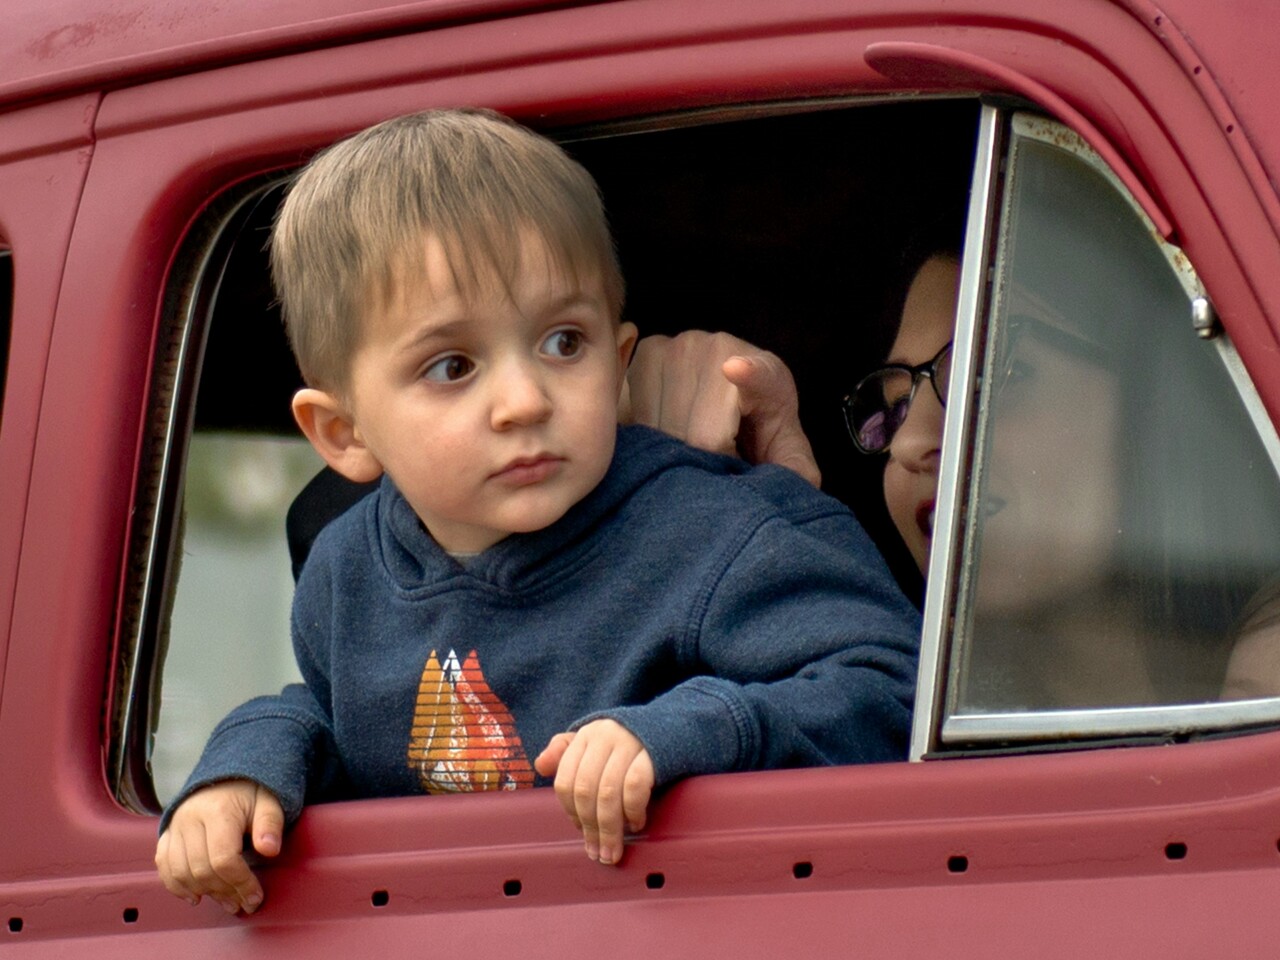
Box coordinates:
[5,0,1280,955]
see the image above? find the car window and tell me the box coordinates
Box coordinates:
[934,113,1280,748]
[133,100,981,807]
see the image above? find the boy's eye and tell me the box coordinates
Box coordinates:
[541,329,584,359]
[423,354,475,382]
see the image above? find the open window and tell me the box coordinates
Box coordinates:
[118,99,981,809]
[915,110,1280,756]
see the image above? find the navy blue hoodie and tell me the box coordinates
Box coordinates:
[164,426,920,827]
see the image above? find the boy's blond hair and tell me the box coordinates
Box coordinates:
[271,108,624,391]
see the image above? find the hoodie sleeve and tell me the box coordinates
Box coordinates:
[157,681,343,833]
[582,498,920,787]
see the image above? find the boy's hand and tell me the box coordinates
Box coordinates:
[535,720,655,866]
[155,779,284,915]
[622,330,821,487]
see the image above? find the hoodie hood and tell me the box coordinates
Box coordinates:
[373,425,750,592]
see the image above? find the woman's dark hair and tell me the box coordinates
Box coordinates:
[883,208,967,351]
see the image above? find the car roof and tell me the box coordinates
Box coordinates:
[0,0,1267,106]
[3,0,1278,208]
[0,0,577,109]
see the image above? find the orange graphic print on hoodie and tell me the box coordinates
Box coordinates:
[406,648,535,793]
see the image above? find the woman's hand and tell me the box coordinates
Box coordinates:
[621,330,820,486]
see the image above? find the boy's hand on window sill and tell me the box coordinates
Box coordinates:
[535,720,655,867]
[155,779,285,915]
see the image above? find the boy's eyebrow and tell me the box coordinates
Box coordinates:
[396,290,607,354]
[396,316,474,354]
[538,291,605,314]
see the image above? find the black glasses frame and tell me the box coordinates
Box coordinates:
[842,340,953,455]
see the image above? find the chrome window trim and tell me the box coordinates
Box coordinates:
[1213,336,1280,481]
[943,698,1280,742]
[909,104,1004,761]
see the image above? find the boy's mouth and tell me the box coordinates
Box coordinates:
[491,455,565,486]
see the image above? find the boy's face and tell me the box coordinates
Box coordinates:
[337,231,636,554]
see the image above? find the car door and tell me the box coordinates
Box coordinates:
[6,2,1280,957]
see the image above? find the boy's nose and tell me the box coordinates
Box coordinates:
[888,387,944,473]
[490,361,553,429]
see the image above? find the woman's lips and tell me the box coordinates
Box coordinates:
[915,499,935,541]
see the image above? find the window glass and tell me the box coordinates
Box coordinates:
[947,117,1280,724]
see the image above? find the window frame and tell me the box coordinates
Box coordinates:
[111,177,289,811]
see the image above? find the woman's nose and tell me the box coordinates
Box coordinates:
[888,386,944,472]
[490,360,553,429]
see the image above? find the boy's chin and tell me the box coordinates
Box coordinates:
[433,508,573,553]
[501,504,575,537]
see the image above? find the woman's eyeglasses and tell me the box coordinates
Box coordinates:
[842,341,952,455]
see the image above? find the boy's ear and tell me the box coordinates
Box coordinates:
[615,321,639,379]
[291,388,384,483]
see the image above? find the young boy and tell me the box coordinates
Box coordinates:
[155,109,920,915]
